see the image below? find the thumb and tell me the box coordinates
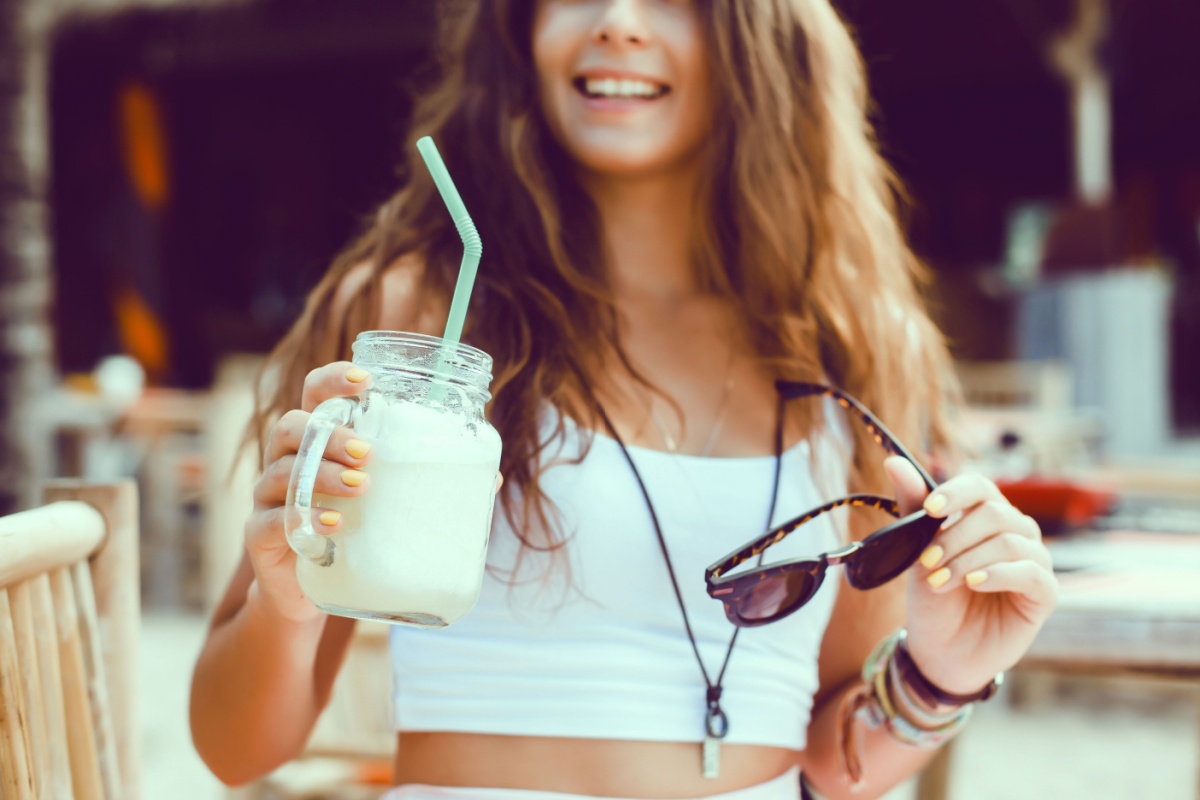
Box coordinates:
[884,455,930,516]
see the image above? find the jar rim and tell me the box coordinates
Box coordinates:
[354,330,491,365]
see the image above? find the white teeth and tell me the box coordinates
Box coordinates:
[583,77,663,98]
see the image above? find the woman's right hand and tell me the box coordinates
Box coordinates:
[245,362,374,623]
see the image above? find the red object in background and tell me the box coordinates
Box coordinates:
[354,759,395,785]
[994,477,1118,533]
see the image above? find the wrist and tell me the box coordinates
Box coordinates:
[245,579,325,631]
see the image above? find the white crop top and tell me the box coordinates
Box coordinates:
[389,404,853,751]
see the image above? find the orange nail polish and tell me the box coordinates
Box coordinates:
[319,511,341,527]
[345,439,371,459]
[924,494,948,516]
[966,570,988,588]
[926,567,951,590]
[919,545,944,570]
[341,469,367,487]
[346,368,369,383]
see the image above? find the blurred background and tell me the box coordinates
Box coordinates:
[0,0,1197,798]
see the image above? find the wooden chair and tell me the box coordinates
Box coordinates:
[0,480,140,799]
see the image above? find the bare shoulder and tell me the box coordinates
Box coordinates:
[333,252,448,337]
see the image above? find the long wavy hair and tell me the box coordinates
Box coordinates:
[252,0,960,554]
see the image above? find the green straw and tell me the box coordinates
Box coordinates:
[417,136,482,344]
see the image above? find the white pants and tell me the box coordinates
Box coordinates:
[381,767,802,800]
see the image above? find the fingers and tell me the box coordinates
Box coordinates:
[920,499,1041,570]
[249,361,372,574]
[914,479,1056,619]
[923,531,1053,593]
[300,361,371,414]
[884,456,931,517]
[254,454,371,508]
[959,560,1058,611]
[921,472,1006,519]
[263,409,373,471]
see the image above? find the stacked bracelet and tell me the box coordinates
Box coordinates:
[858,629,973,748]
[838,628,1005,785]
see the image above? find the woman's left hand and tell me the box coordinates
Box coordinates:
[885,457,1058,696]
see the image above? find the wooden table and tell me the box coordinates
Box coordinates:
[919,527,1200,799]
[1026,531,1200,677]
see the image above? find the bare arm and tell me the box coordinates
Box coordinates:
[190,552,358,784]
[189,256,447,785]
[798,547,936,799]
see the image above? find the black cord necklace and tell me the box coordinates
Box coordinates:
[595,393,784,779]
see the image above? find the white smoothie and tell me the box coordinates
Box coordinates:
[296,397,501,627]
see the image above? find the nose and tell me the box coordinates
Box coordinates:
[591,0,652,48]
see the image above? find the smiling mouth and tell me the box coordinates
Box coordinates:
[573,76,670,100]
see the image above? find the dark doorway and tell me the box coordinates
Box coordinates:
[49,0,437,387]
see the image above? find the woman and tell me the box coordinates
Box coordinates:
[190,2,1057,798]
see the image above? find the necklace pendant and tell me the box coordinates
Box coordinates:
[703,735,720,779]
[702,702,728,779]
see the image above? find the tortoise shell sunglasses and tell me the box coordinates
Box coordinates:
[705,382,943,627]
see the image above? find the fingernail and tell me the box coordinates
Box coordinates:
[927,567,951,589]
[919,545,944,569]
[966,570,988,588]
[924,494,948,516]
[341,469,367,487]
[346,367,369,383]
[345,439,371,459]
[319,510,341,527]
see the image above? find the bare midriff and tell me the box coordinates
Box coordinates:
[393,733,800,798]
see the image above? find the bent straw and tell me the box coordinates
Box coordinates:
[417,136,483,344]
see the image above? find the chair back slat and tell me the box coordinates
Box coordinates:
[9,580,53,798]
[50,567,107,800]
[0,588,36,800]
[30,573,73,797]
[0,482,137,799]
[72,560,121,798]
[44,481,141,800]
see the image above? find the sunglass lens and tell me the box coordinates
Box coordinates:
[846,511,942,588]
[734,568,820,623]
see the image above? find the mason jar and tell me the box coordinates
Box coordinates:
[285,331,502,628]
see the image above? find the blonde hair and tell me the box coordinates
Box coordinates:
[253,0,960,552]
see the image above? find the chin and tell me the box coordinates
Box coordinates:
[563,138,698,178]
[576,153,672,176]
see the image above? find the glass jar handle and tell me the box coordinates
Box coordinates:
[284,396,358,567]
